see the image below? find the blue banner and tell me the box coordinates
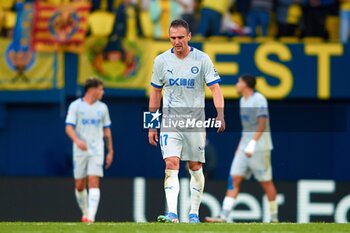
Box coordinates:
[190,41,350,99]
[1,40,350,101]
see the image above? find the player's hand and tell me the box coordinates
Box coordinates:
[244,139,256,157]
[105,151,114,169]
[76,139,87,151]
[148,129,158,146]
[216,115,226,133]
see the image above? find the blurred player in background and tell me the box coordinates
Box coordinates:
[148,19,225,223]
[65,77,114,223]
[205,74,278,223]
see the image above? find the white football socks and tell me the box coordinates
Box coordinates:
[75,189,88,218]
[220,196,235,220]
[88,188,100,222]
[269,200,279,222]
[164,169,179,215]
[189,167,205,215]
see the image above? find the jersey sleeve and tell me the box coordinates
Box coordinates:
[150,56,164,88]
[65,102,77,126]
[256,95,269,118]
[203,54,221,86]
[103,105,112,128]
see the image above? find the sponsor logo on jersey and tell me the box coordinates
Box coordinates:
[169,78,195,88]
[81,118,101,126]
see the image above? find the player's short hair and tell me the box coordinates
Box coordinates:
[169,19,190,33]
[240,74,256,89]
[84,77,103,93]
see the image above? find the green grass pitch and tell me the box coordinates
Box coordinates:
[1,222,350,233]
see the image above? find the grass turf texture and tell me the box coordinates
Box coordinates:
[0,223,350,233]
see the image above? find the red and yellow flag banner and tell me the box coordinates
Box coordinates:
[32,1,91,53]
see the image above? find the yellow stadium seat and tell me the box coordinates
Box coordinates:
[88,10,115,37]
[0,0,15,10]
[140,10,153,38]
[287,4,302,25]
[4,11,15,29]
[326,15,339,42]
[231,12,243,27]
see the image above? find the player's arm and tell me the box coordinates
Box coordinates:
[253,117,267,141]
[148,86,162,146]
[103,127,114,169]
[209,83,225,132]
[244,117,267,157]
[65,125,87,151]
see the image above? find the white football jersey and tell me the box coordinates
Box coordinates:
[151,47,221,109]
[239,92,273,151]
[65,98,111,157]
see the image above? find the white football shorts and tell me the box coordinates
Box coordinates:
[73,155,104,179]
[230,148,272,182]
[159,131,206,163]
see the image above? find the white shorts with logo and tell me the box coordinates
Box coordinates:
[159,131,206,163]
[73,155,104,179]
[230,149,272,182]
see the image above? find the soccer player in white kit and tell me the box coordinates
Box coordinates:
[205,74,279,223]
[148,19,226,223]
[65,78,114,223]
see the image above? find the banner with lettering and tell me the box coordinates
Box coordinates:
[78,40,350,99]
[195,41,350,100]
